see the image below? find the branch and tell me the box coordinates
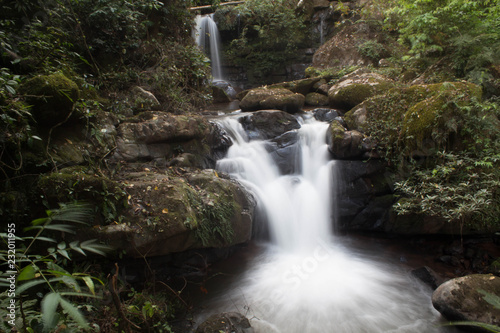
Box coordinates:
[189,1,245,11]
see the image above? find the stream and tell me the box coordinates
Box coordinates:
[193,112,457,332]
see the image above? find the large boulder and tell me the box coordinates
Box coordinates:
[305,92,329,106]
[239,110,301,140]
[20,73,80,126]
[113,111,213,167]
[432,274,500,327]
[37,166,256,258]
[328,70,395,111]
[239,87,305,114]
[99,169,255,257]
[345,81,483,153]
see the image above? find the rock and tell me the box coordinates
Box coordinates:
[196,312,253,333]
[239,110,301,140]
[131,86,161,112]
[328,70,394,111]
[268,77,321,96]
[432,274,500,326]
[411,266,445,290]
[327,121,368,159]
[96,169,256,257]
[20,73,80,126]
[313,108,340,122]
[269,130,300,174]
[344,81,484,154]
[113,111,212,167]
[212,81,237,102]
[313,22,397,69]
[239,87,305,113]
[305,92,329,106]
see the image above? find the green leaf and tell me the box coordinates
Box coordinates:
[16,279,47,294]
[69,241,87,256]
[59,297,89,330]
[80,239,111,256]
[444,321,500,333]
[41,292,61,331]
[17,265,36,281]
[81,276,95,295]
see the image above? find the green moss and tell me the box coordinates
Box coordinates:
[331,83,374,110]
[20,73,80,126]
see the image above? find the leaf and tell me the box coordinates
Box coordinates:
[444,321,500,333]
[16,279,47,294]
[81,276,95,295]
[41,292,61,331]
[162,208,169,214]
[69,241,87,256]
[59,297,90,330]
[17,265,36,281]
[80,239,111,256]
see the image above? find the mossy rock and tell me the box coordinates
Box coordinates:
[305,92,329,106]
[239,87,305,113]
[95,169,255,257]
[268,77,321,95]
[329,83,375,110]
[20,73,80,126]
[328,71,396,111]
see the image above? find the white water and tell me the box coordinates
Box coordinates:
[194,14,223,81]
[202,115,450,332]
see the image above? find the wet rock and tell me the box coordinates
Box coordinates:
[432,274,500,326]
[196,312,253,333]
[411,266,445,290]
[327,120,367,159]
[239,110,301,140]
[313,108,340,122]
[269,130,300,174]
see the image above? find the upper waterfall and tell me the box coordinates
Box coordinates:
[194,14,223,81]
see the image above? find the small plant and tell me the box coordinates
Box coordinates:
[0,202,110,332]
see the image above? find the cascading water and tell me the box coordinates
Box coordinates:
[194,14,223,81]
[198,114,454,332]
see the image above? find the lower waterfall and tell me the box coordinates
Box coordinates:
[197,114,454,333]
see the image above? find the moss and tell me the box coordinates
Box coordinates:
[20,73,80,126]
[330,83,375,110]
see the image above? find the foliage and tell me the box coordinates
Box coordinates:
[0,202,109,332]
[385,0,500,81]
[381,93,500,228]
[357,40,388,63]
[224,0,307,81]
[185,185,235,247]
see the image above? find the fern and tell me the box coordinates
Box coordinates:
[0,202,110,332]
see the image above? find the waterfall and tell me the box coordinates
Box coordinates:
[200,114,451,333]
[194,14,223,81]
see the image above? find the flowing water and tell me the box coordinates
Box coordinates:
[198,114,454,332]
[194,14,223,81]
